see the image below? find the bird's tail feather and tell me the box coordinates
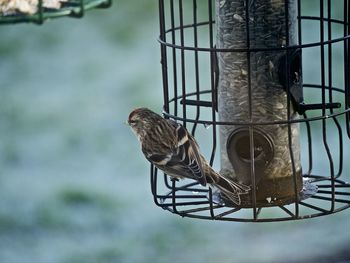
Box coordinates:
[211,174,250,205]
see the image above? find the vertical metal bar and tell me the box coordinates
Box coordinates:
[333,119,344,179]
[297,0,302,44]
[37,0,44,24]
[151,165,162,206]
[320,0,335,211]
[158,0,172,210]
[159,0,170,114]
[170,0,178,117]
[192,0,201,135]
[303,113,313,176]
[346,0,350,139]
[327,0,343,179]
[150,164,156,195]
[328,0,341,204]
[179,0,187,127]
[164,174,173,189]
[244,0,257,220]
[171,179,179,214]
[299,0,313,177]
[208,0,216,219]
[327,0,333,110]
[285,0,299,218]
[78,0,85,18]
[348,0,350,138]
[345,0,348,133]
[208,188,215,218]
[208,0,217,167]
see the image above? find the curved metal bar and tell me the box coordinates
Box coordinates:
[162,84,349,126]
[157,16,350,53]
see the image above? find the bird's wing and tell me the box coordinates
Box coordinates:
[169,123,206,186]
[143,119,206,186]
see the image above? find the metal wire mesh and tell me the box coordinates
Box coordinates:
[155,0,350,222]
[0,0,111,24]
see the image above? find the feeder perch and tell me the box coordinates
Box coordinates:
[153,0,350,222]
[0,0,111,24]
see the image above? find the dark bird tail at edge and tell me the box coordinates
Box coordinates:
[209,172,250,206]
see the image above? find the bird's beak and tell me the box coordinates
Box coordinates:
[124,120,129,126]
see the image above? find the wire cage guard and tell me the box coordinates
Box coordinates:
[153,0,350,222]
[0,0,111,24]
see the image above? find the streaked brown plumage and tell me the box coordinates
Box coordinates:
[128,107,250,205]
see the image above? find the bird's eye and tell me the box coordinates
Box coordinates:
[129,120,136,125]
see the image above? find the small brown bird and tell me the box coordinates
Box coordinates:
[128,107,250,205]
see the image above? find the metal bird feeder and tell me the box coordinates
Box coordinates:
[153,0,350,222]
[0,0,111,24]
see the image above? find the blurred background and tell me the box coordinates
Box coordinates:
[0,1,350,263]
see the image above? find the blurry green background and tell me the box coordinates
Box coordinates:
[0,1,350,263]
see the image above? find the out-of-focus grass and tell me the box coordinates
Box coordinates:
[0,214,24,232]
[59,187,113,206]
[36,187,122,229]
[0,187,123,232]
[0,2,160,262]
[64,245,125,263]
[0,40,23,57]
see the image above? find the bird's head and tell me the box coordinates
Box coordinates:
[127,107,161,138]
